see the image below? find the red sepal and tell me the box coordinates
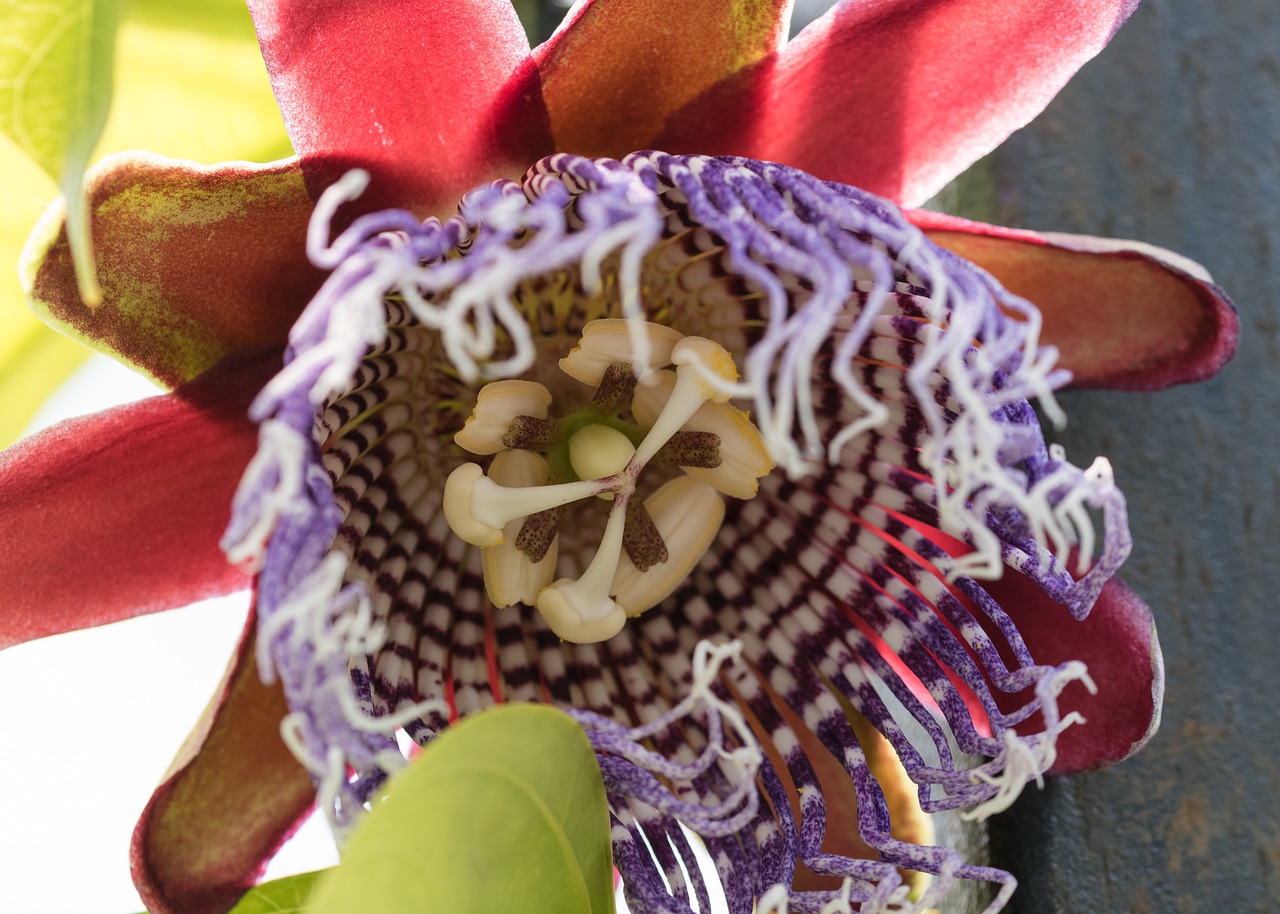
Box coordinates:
[0,349,277,650]
[248,0,552,216]
[132,608,316,914]
[912,211,1239,390]
[986,574,1164,775]
[657,0,1139,207]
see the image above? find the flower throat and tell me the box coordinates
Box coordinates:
[444,319,772,643]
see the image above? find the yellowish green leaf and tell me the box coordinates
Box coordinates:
[306,704,615,914]
[0,0,122,303]
[0,133,82,446]
[0,1,291,444]
[227,870,326,914]
[129,870,327,914]
[0,0,118,178]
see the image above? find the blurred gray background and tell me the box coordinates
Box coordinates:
[524,1,1280,910]
[975,1,1280,910]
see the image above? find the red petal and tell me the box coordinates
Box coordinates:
[248,0,552,215]
[657,0,1138,206]
[985,574,1164,775]
[132,609,316,914]
[534,0,789,157]
[0,350,276,650]
[911,211,1239,389]
[25,154,322,388]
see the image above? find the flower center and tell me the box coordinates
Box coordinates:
[443,319,773,643]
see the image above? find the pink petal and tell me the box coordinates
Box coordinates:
[132,610,315,914]
[247,0,552,215]
[534,0,790,158]
[25,154,322,388]
[657,0,1138,206]
[911,211,1239,389]
[0,351,275,650]
[985,574,1164,775]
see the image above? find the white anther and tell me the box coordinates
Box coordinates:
[455,379,552,454]
[559,318,684,385]
[482,450,559,607]
[444,462,609,547]
[536,496,631,644]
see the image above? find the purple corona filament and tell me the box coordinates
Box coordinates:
[223,152,1131,914]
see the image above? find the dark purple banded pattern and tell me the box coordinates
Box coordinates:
[225,152,1141,913]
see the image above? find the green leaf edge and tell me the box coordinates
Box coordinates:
[305,703,614,914]
[226,870,327,914]
[61,0,122,304]
[129,869,330,914]
[0,0,124,304]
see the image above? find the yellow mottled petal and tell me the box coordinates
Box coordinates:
[23,154,319,388]
[535,0,790,157]
[611,476,724,615]
[559,318,683,385]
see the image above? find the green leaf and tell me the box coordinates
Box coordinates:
[127,870,328,914]
[306,704,615,914]
[227,870,327,914]
[0,0,121,176]
[0,1,290,441]
[0,0,123,304]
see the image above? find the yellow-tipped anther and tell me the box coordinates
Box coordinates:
[455,380,552,454]
[559,319,684,385]
[671,335,738,402]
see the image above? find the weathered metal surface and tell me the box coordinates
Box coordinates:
[976,1,1280,910]
[524,2,1277,910]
